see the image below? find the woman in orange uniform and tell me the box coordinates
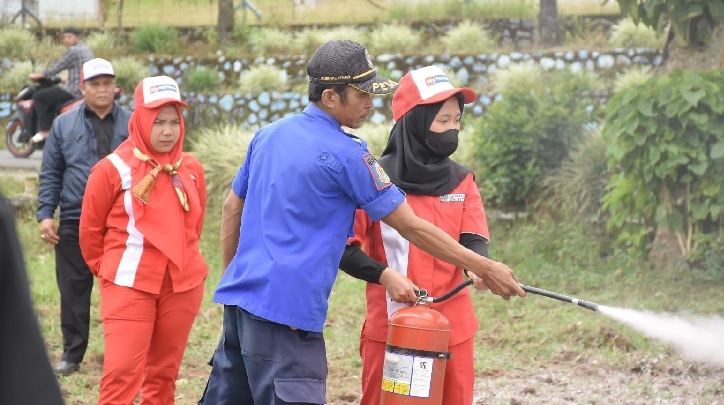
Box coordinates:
[79,76,208,405]
[340,66,488,405]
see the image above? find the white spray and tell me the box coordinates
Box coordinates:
[597,305,724,367]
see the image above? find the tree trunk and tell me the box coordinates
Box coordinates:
[657,24,724,74]
[218,0,234,42]
[116,0,123,33]
[539,0,560,47]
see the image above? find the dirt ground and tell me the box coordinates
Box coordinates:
[473,358,723,405]
[328,356,724,405]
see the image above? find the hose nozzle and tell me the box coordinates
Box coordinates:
[520,284,599,312]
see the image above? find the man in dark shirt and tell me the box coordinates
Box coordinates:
[37,58,132,376]
[27,26,94,144]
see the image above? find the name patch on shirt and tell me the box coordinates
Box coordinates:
[440,193,465,203]
[362,153,391,190]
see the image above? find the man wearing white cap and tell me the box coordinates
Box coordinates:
[37,57,132,376]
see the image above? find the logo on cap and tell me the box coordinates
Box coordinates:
[365,49,373,69]
[424,75,451,87]
[137,76,187,108]
[149,84,178,95]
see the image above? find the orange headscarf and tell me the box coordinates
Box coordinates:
[114,77,200,271]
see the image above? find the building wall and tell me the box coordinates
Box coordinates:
[1,0,97,24]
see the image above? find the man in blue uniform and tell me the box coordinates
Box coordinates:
[200,40,526,404]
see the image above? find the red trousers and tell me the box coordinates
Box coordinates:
[97,274,204,405]
[359,328,475,405]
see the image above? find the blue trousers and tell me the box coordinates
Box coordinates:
[199,305,328,404]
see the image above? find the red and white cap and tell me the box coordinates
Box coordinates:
[80,58,115,82]
[134,75,188,109]
[391,66,477,122]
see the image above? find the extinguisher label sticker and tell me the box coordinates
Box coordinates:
[381,352,433,398]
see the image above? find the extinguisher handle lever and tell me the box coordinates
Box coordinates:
[414,288,434,305]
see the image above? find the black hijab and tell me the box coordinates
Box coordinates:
[378,95,472,196]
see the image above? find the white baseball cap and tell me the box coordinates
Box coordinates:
[134,76,188,109]
[81,58,115,82]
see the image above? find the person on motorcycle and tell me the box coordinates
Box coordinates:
[27,27,93,144]
[37,58,131,376]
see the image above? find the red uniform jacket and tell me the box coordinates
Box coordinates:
[79,152,208,294]
[349,173,489,346]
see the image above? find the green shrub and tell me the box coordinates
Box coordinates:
[352,123,391,157]
[130,25,178,54]
[28,37,64,64]
[609,18,665,49]
[184,65,220,92]
[440,20,496,55]
[231,24,254,43]
[202,29,219,44]
[617,0,723,47]
[292,28,325,56]
[239,64,287,93]
[321,26,367,44]
[612,65,654,94]
[0,28,37,59]
[189,124,256,212]
[84,31,117,53]
[603,69,724,261]
[472,68,598,209]
[0,61,35,93]
[536,126,610,220]
[110,57,149,94]
[562,16,612,51]
[248,28,294,56]
[292,26,366,56]
[490,63,541,94]
[368,23,421,55]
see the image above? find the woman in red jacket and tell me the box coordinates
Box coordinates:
[79,76,208,405]
[340,66,489,405]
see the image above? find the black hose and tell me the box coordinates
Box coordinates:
[417,279,599,312]
[430,279,473,303]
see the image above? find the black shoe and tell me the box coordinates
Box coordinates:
[53,360,80,376]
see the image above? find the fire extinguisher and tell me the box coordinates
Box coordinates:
[380,287,460,405]
[379,280,600,404]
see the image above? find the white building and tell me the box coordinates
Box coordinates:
[2,0,99,25]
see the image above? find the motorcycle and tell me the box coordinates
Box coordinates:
[5,77,123,158]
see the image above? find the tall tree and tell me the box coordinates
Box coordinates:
[218,0,234,42]
[617,0,724,72]
[539,0,561,47]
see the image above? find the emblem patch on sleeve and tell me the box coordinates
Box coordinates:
[362,153,392,190]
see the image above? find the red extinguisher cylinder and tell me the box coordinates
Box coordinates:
[380,304,451,405]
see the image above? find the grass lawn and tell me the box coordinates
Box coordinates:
[43,0,620,28]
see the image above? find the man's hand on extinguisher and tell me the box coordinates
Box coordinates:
[379,268,418,303]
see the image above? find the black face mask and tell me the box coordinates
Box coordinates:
[423,128,459,157]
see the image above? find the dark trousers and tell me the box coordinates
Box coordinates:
[29,87,74,134]
[200,305,328,404]
[55,220,93,364]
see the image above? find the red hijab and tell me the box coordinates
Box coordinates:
[115,76,199,270]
